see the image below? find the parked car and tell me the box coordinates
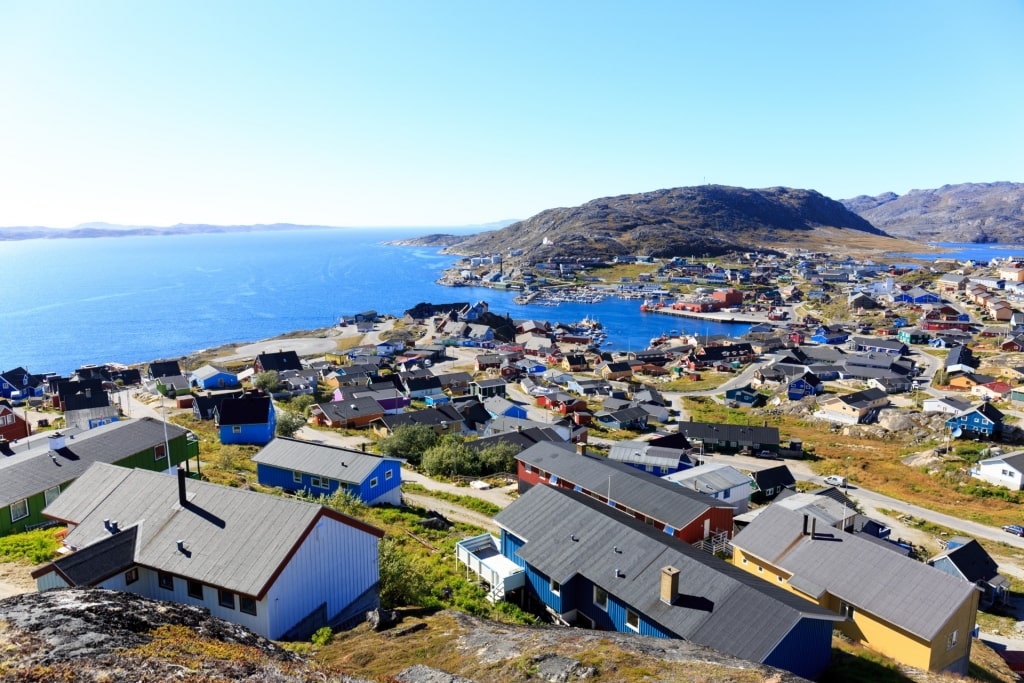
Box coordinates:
[1002,524,1024,537]
[754,450,780,460]
[824,475,847,487]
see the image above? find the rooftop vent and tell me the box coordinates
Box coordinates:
[47,432,67,450]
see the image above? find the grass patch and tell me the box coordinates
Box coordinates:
[0,527,63,564]
[402,483,501,517]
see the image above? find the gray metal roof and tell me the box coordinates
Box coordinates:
[516,443,729,530]
[663,463,751,493]
[731,505,977,641]
[43,462,383,598]
[251,437,396,484]
[494,485,838,664]
[0,418,188,507]
[606,441,687,470]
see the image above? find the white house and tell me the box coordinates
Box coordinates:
[663,462,752,514]
[32,463,383,640]
[922,397,972,416]
[970,451,1024,490]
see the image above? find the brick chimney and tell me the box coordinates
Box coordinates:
[660,566,679,604]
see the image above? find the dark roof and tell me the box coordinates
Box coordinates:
[656,422,780,447]
[216,396,273,425]
[316,396,385,421]
[495,485,837,663]
[751,465,795,491]
[935,539,1003,584]
[43,525,138,586]
[515,443,728,529]
[255,350,302,372]
[148,360,182,378]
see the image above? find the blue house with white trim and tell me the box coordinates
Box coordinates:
[252,437,401,506]
[787,372,823,400]
[216,395,276,445]
[492,485,839,680]
[810,325,849,345]
[945,402,1004,439]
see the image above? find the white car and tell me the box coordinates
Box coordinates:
[824,475,847,487]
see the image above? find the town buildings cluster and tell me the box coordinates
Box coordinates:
[4,249,1024,676]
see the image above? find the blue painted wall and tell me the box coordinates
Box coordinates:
[256,459,400,504]
[762,616,834,680]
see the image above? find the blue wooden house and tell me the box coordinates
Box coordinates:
[490,485,838,680]
[190,364,240,391]
[0,367,44,400]
[484,396,528,420]
[216,395,276,445]
[893,286,940,305]
[724,383,765,408]
[810,325,849,345]
[787,372,823,400]
[945,402,1004,439]
[252,437,401,506]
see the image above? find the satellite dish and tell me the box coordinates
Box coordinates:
[952,428,963,438]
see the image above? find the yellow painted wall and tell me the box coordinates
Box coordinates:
[731,548,977,673]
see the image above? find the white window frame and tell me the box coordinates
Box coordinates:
[385,469,393,480]
[593,585,608,611]
[550,578,560,596]
[10,498,28,522]
[370,477,378,488]
[232,425,242,434]
[292,471,302,484]
[44,486,61,506]
[947,629,959,650]
[154,443,166,461]
[625,609,640,632]
[839,600,855,619]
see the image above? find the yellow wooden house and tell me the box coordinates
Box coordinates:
[731,505,979,674]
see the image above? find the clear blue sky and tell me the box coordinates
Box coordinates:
[1,1,1021,228]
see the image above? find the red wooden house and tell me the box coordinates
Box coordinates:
[515,442,734,543]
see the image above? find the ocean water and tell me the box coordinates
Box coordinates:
[0,228,745,375]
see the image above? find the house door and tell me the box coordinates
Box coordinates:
[703,518,710,539]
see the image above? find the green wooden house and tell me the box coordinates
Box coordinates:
[897,328,931,345]
[0,417,198,536]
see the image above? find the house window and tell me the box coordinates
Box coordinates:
[158,572,174,590]
[232,425,242,434]
[524,464,532,474]
[240,596,257,616]
[370,477,378,488]
[187,580,204,600]
[154,443,166,461]
[218,589,235,609]
[43,486,61,506]
[839,601,855,619]
[310,476,324,488]
[385,469,393,481]
[947,629,959,650]
[550,579,560,596]
[625,609,640,632]
[9,499,28,522]
[125,568,139,585]
[593,586,608,611]
[293,471,302,484]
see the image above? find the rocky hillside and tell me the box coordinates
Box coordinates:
[0,589,815,682]
[448,185,888,260]
[842,182,1024,244]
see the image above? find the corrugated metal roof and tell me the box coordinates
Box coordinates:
[517,443,728,529]
[663,463,750,493]
[43,463,382,598]
[0,418,187,507]
[495,485,837,664]
[731,505,977,641]
[251,437,394,484]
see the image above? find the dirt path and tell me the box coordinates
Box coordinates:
[401,492,498,533]
[0,562,39,599]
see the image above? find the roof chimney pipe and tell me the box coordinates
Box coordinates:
[660,566,680,604]
[177,467,187,507]
[177,539,186,553]
[110,520,119,534]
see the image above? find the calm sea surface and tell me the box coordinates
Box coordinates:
[0,232,1011,376]
[0,228,739,375]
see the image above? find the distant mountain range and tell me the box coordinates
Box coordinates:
[840,182,1024,243]
[4,183,1021,253]
[448,185,889,259]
